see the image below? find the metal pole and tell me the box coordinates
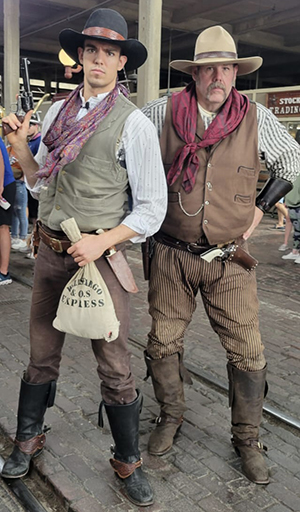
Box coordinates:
[3,0,20,115]
[137,0,162,107]
[167,30,172,95]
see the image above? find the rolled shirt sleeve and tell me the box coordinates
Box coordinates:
[257,102,300,184]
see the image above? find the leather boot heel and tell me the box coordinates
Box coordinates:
[233,439,269,485]
[148,414,183,455]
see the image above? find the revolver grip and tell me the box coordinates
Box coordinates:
[2,114,25,136]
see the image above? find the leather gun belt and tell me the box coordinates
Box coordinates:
[37,221,72,253]
[154,232,217,255]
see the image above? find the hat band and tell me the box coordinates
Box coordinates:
[194,51,237,61]
[82,26,125,41]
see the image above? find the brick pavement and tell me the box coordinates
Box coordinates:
[0,215,299,511]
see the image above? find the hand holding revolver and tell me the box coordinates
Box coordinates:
[2,57,34,138]
[2,110,33,146]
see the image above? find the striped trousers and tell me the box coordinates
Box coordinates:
[147,241,266,372]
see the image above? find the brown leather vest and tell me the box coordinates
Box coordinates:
[160,98,260,245]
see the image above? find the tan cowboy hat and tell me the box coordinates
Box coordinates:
[170,26,262,76]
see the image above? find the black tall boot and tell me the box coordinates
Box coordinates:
[145,351,191,455]
[99,391,154,507]
[227,362,269,484]
[1,377,56,479]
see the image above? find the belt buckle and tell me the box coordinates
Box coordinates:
[187,242,201,254]
[49,237,63,253]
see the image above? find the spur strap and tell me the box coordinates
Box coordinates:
[109,458,142,479]
[232,438,267,452]
[15,433,46,455]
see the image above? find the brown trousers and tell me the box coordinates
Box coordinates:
[27,241,136,404]
[147,242,266,372]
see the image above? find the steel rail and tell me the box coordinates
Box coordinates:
[0,456,48,512]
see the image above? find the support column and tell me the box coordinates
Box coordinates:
[137,0,162,108]
[43,73,52,94]
[4,0,20,115]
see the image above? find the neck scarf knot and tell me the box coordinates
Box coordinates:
[167,82,250,193]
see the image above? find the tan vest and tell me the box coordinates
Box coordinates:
[160,99,260,245]
[39,94,136,232]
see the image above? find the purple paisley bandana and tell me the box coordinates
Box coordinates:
[36,82,129,184]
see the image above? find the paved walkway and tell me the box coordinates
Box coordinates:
[0,215,300,512]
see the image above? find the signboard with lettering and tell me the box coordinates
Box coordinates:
[267,91,300,117]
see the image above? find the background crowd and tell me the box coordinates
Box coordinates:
[0,113,41,284]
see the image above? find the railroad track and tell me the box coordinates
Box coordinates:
[0,454,53,512]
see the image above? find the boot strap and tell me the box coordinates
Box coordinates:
[153,414,183,426]
[109,458,142,479]
[15,433,46,455]
[232,438,268,452]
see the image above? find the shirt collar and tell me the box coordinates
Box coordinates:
[79,90,110,110]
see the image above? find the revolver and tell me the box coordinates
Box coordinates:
[2,57,34,136]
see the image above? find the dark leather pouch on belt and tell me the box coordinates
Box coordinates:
[229,245,258,271]
[32,222,41,256]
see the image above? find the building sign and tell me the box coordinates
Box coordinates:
[268,91,300,117]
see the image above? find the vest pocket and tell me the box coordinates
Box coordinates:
[80,155,127,184]
[234,194,252,204]
[237,166,256,177]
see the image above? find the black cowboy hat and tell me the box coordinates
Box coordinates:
[59,8,147,71]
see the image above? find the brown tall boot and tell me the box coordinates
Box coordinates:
[227,362,269,485]
[144,351,191,456]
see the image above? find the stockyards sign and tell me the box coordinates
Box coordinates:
[268,91,300,117]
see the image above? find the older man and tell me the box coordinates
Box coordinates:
[142,26,299,485]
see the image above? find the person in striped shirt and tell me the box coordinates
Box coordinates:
[142,25,299,486]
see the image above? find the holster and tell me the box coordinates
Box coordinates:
[227,245,258,272]
[141,237,155,281]
[31,221,41,256]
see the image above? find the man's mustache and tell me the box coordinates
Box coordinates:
[207,82,226,92]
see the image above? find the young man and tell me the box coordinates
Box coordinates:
[142,26,299,486]
[1,8,167,507]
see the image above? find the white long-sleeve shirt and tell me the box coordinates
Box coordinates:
[29,91,167,243]
[142,95,300,183]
